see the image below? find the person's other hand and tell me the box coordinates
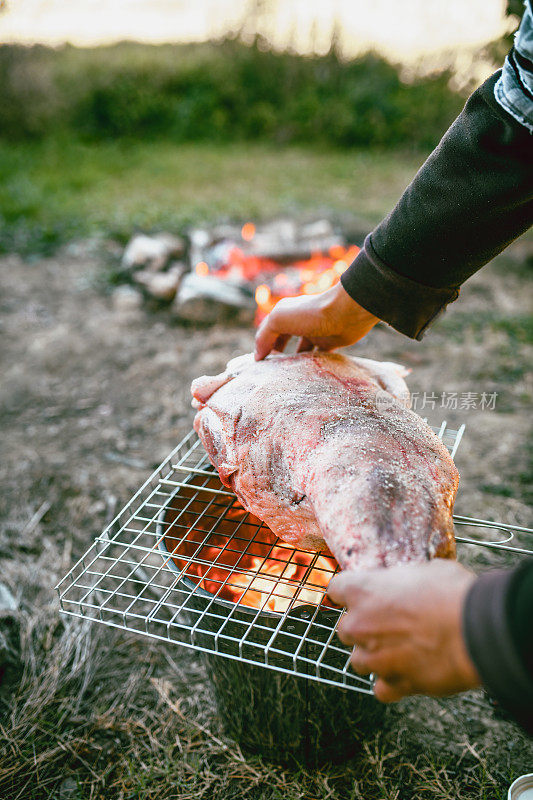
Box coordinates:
[254,281,379,361]
[327,560,481,702]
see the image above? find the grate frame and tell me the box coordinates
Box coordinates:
[56,423,533,694]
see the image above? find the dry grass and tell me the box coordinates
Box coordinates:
[1,587,530,800]
[0,240,532,799]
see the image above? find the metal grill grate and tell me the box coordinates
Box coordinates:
[56,423,533,693]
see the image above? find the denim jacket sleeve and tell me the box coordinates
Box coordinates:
[341,13,533,340]
[495,0,533,133]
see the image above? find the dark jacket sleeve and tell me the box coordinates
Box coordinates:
[462,561,533,735]
[341,72,533,340]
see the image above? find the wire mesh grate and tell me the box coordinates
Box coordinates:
[56,422,533,693]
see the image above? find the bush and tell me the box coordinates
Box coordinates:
[0,39,463,149]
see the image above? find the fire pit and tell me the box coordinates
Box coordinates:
[121,218,362,326]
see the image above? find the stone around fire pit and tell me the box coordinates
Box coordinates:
[122,233,185,272]
[133,262,187,301]
[173,273,255,325]
[111,285,144,313]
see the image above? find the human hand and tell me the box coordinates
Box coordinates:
[327,560,481,702]
[254,281,379,361]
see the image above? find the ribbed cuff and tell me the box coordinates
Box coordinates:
[507,559,533,670]
[340,234,460,340]
[463,568,533,734]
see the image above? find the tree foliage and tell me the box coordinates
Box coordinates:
[0,40,463,149]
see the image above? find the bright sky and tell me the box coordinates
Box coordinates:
[0,0,510,63]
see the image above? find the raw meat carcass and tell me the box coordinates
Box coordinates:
[191,352,458,570]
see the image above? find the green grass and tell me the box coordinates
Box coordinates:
[437,311,533,345]
[0,138,425,255]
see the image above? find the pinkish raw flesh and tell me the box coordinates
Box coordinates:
[191,352,458,570]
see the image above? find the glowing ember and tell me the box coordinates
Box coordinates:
[316,270,335,291]
[241,222,256,241]
[195,261,209,277]
[249,243,360,324]
[163,484,339,614]
[333,259,348,275]
[329,244,347,259]
[254,283,271,307]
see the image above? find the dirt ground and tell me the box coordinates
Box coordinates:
[0,241,532,799]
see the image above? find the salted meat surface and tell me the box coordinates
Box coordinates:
[191,352,458,570]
